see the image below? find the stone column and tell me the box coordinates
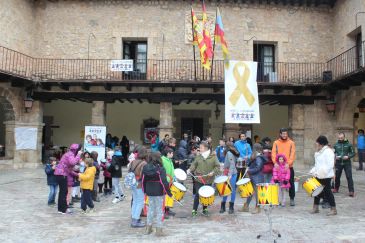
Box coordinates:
[91,101,106,125]
[6,121,44,168]
[288,104,305,167]
[159,102,173,138]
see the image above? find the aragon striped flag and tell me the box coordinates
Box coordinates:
[214,7,230,69]
[201,0,213,69]
[191,7,211,70]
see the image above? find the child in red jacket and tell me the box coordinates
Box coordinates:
[271,154,291,207]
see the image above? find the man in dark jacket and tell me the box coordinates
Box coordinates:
[333,132,355,197]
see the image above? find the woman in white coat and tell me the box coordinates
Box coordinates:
[309,136,337,216]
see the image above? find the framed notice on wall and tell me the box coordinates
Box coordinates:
[14,127,38,150]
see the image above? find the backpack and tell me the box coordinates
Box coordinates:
[123,161,141,190]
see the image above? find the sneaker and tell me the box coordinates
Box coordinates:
[202,209,209,216]
[281,203,286,207]
[58,211,65,215]
[119,194,126,201]
[349,192,355,197]
[192,210,198,217]
[89,208,96,213]
[112,197,120,204]
[81,210,87,214]
[166,209,176,217]
[290,199,295,206]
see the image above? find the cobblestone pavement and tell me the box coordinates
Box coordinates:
[1,165,365,243]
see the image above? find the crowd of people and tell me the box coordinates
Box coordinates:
[44,128,364,236]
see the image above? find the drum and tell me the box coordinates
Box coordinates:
[170,182,187,201]
[214,175,232,197]
[165,195,174,208]
[198,186,215,206]
[174,168,187,182]
[257,183,279,206]
[302,177,324,197]
[236,178,254,198]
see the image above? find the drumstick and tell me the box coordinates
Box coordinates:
[173,198,184,206]
[295,170,312,176]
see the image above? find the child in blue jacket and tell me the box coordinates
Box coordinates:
[45,157,58,206]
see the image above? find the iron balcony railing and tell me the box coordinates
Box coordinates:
[0,42,364,84]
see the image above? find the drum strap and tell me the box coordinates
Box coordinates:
[220,181,232,196]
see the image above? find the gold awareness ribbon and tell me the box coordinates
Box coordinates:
[229,62,255,107]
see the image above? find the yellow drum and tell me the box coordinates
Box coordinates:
[214,176,232,197]
[257,183,279,206]
[171,182,187,201]
[236,178,254,198]
[198,185,215,206]
[165,195,174,208]
[302,177,323,197]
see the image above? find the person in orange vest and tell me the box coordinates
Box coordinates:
[271,128,296,206]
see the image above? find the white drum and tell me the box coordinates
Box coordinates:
[174,168,187,182]
[198,185,215,206]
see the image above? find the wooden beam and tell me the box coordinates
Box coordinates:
[58,83,69,91]
[40,83,51,91]
[196,100,203,104]
[118,99,124,103]
[192,85,197,92]
[213,85,220,93]
[186,99,192,104]
[81,83,90,91]
[126,83,132,91]
[172,84,176,92]
[311,86,322,95]
[206,100,214,105]
[126,99,133,103]
[149,83,154,92]
[137,99,143,104]
[293,86,305,94]
[104,83,111,91]
[273,86,283,94]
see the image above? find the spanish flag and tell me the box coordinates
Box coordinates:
[215,7,230,69]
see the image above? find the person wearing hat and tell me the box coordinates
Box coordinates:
[54,143,82,214]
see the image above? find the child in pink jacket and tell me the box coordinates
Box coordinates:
[271,154,291,207]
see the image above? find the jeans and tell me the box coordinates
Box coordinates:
[81,189,94,211]
[147,196,164,228]
[359,149,365,169]
[279,187,286,205]
[56,175,68,213]
[131,187,144,220]
[289,167,295,200]
[314,178,336,207]
[112,177,124,198]
[193,182,210,211]
[335,162,354,192]
[48,185,58,204]
[222,174,237,203]
[104,177,112,190]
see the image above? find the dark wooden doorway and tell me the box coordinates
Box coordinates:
[181,118,203,140]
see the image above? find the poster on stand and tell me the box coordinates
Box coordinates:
[225,61,260,124]
[84,125,106,162]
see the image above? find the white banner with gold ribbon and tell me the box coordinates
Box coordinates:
[225,61,260,124]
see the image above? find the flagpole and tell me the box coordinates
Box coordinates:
[210,7,217,82]
[191,1,197,81]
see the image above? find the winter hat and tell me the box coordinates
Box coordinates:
[70,143,79,151]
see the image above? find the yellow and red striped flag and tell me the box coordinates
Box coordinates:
[201,0,213,69]
[191,7,210,70]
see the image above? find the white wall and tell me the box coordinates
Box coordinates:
[252,105,289,142]
[43,100,92,147]
[106,101,160,144]
[43,100,288,148]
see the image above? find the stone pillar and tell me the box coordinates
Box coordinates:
[159,102,173,138]
[91,101,106,125]
[223,124,240,140]
[288,104,305,167]
[6,121,44,168]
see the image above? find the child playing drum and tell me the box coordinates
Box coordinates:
[187,141,220,217]
[271,154,291,207]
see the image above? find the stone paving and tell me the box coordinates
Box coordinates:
[1,165,365,243]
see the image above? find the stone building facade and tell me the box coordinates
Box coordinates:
[0,0,364,168]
